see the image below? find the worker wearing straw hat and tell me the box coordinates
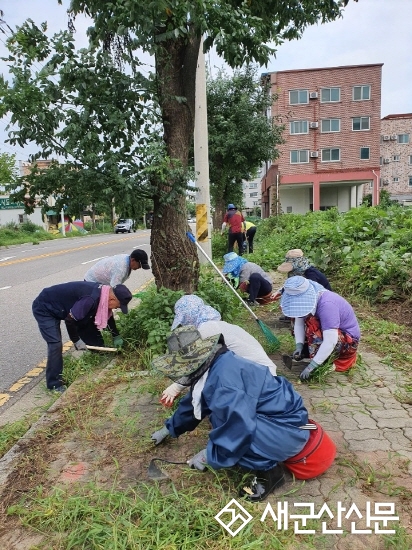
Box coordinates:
[150,326,316,502]
[160,295,277,405]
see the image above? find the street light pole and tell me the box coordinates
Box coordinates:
[60,207,66,237]
[194,37,212,263]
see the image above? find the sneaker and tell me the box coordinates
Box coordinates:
[50,385,67,394]
[239,464,286,502]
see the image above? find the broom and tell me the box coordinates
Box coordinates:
[187,232,280,348]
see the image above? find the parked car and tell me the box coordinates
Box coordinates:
[114,218,134,233]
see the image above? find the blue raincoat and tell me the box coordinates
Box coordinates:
[166,350,309,471]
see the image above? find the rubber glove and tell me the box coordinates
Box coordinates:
[187,448,208,471]
[74,339,87,351]
[160,382,185,407]
[292,343,304,361]
[113,335,123,348]
[151,426,170,445]
[300,360,319,381]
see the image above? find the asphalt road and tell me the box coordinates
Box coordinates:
[0,230,153,393]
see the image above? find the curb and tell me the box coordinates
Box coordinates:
[0,359,117,493]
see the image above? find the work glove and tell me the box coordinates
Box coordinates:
[113,335,124,348]
[187,448,208,471]
[151,426,170,445]
[300,360,319,381]
[292,343,304,361]
[74,339,87,351]
[160,382,185,407]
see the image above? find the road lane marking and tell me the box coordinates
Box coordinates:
[0,234,144,267]
[81,256,108,265]
[0,256,16,262]
[0,286,11,290]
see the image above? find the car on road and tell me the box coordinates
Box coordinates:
[114,218,134,233]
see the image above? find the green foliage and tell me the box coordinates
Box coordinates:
[117,268,241,355]
[0,151,18,184]
[196,269,240,323]
[0,222,53,246]
[254,205,412,302]
[361,189,398,208]
[117,287,184,356]
[207,66,284,213]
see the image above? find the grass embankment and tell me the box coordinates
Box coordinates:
[0,220,118,247]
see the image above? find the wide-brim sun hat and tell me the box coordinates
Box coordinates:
[151,326,221,382]
[277,249,304,273]
[280,276,317,318]
[222,252,240,274]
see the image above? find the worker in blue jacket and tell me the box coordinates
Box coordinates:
[150,326,311,502]
[32,281,132,392]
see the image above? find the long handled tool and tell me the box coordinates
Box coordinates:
[85,345,118,352]
[148,458,188,480]
[187,232,279,348]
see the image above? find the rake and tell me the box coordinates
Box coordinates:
[187,232,280,348]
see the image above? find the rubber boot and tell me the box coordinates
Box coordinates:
[239,464,286,502]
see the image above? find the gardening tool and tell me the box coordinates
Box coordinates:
[186,232,280,348]
[148,458,188,480]
[85,345,118,352]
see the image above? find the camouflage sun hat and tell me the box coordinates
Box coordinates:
[151,325,221,382]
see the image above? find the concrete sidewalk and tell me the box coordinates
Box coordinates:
[0,334,411,549]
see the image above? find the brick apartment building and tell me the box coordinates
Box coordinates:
[261,63,383,217]
[380,114,412,204]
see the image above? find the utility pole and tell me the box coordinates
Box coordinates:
[60,208,66,237]
[194,38,212,263]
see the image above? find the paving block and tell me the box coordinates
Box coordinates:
[347,438,392,453]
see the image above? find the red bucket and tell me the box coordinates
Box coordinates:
[283,420,336,480]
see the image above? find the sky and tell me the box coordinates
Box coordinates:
[1,0,412,164]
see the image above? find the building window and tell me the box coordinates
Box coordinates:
[398,134,410,144]
[290,120,308,134]
[249,192,258,198]
[321,118,340,133]
[360,147,370,160]
[290,149,309,163]
[321,148,340,162]
[409,176,412,187]
[352,117,370,131]
[369,181,373,189]
[393,177,399,182]
[353,85,371,101]
[253,201,260,206]
[289,89,308,105]
[409,155,412,164]
[320,87,340,102]
[393,155,400,162]
[286,206,293,213]
[379,156,383,165]
[249,183,257,189]
[18,214,24,223]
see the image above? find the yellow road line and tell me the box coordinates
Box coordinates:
[0,234,145,267]
[0,278,155,408]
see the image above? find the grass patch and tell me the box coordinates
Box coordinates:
[0,417,33,458]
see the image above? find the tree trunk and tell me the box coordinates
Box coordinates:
[151,30,201,292]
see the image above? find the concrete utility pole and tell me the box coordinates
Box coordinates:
[60,208,66,237]
[194,38,212,263]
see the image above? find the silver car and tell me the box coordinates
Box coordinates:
[114,218,134,233]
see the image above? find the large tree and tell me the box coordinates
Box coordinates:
[65,0,352,291]
[1,1,354,290]
[207,66,283,225]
